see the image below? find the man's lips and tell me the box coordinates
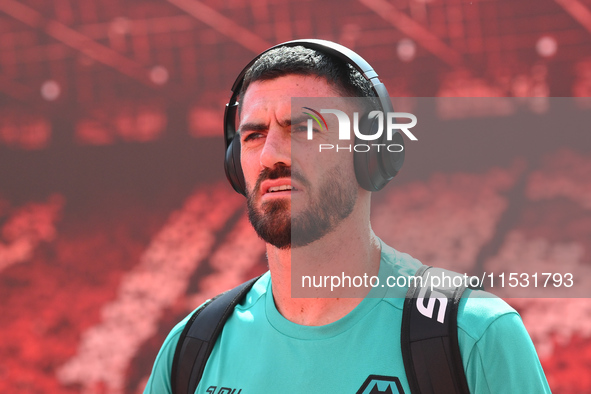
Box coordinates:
[260,178,301,197]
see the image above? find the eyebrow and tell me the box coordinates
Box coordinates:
[238,122,268,134]
[290,114,309,126]
[238,115,309,133]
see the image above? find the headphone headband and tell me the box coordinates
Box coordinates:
[230,39,381,96]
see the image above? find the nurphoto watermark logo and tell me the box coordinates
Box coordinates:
[302,107,418,153]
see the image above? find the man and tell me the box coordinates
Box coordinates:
[144,41,550,393]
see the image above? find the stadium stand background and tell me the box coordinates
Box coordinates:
[1,0,590,392]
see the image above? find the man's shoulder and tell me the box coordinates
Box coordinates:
[233,271,271,311]
[143,273,271,393]
[456,292,550,392]
[458,289,521,342]
[379,240,521,336]
[170,272,271,335]
[379,240,424,278]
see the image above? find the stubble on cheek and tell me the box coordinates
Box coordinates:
[246,189,292,249]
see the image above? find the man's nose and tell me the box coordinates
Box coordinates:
[260,127,291,169]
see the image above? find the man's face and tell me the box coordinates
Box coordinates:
[238,75,359,249]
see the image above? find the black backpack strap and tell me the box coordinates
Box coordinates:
[171,275,262,394]
[402,266,482,394]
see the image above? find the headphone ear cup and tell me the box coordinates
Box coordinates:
[354,114,384,191]
[354,113,405,191]
[224,133,247,196]
[380,130,405,176]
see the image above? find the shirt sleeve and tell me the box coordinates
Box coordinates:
[142,320,186,394]
[463,312,551,393]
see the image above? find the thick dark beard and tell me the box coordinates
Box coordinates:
[246,165,357,249]
[247,196,292,249]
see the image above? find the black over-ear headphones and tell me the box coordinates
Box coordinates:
[223,39,405,196]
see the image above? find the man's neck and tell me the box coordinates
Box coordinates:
[266,205,382,326]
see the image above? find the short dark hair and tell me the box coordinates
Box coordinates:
[239,45,376,99]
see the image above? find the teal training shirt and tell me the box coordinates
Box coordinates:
[144,242,551,393]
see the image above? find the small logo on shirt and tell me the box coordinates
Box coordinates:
[206,386,242,394]
[356,375,405,394]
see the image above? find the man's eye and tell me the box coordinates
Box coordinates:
[242,132,263,142]
[294,124,318,133]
